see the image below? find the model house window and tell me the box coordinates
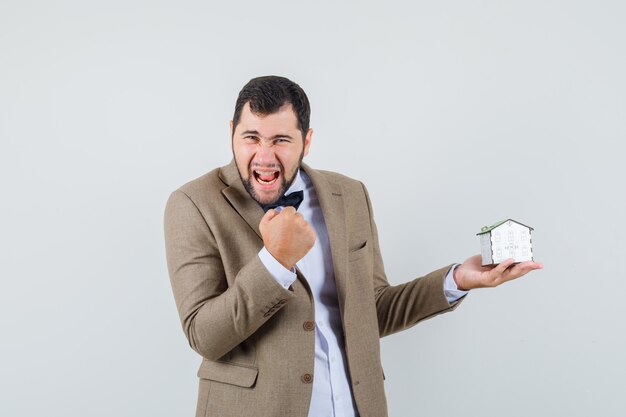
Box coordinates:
[508,230,514,242]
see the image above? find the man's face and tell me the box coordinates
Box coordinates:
[231,102,312,205]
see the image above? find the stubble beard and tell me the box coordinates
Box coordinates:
[235,149,304,206]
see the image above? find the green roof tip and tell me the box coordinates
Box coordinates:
[476,219,534,235]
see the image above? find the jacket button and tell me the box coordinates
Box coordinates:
[301,373,313,383]
[303,321,315,331]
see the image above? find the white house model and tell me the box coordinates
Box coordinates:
[477,219,534,266]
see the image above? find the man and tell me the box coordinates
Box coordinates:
[164,76,543,417]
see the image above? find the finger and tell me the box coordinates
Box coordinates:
[484,258,515,284]
[491,258,515,277]
[294,212,309,225]
[503,261,543,280]
[500,264,523,282]
[281,206,297,215]
[260,208,279,225]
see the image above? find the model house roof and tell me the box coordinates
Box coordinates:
[476,219,534,235]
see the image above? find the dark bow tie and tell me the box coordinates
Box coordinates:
[260,191,304,212]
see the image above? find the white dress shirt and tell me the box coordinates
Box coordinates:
[258,169,467,417]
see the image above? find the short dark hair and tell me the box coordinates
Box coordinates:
[232,76,310,139]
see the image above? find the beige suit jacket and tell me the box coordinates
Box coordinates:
[164,161,462,417]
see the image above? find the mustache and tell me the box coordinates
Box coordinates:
[249,161,284,172]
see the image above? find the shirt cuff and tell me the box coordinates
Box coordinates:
[258,247,297,289]
[444,263,469,303]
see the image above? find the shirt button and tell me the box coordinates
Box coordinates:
[301,373,313,383]
[330,356,336,363]
[303,321,315,331]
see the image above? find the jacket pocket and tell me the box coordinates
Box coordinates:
[348,240,368,263]
[197,360,259,388]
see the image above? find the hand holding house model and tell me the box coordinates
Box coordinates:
[451,219,542,291]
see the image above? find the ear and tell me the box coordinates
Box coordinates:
[229,120,234,138]
[303,128,313,156]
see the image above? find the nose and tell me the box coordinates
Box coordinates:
[254,141,277,166]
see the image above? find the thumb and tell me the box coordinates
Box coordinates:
[260,208,279,226]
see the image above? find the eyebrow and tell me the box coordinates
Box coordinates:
[240,130,294,140]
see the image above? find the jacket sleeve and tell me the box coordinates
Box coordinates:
[163,189,296,360]
[359,183,463,338]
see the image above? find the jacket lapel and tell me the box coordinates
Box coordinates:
[219,160,264,240]
[301,163,349,316]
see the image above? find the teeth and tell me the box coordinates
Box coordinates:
[257,177,277,185]
[254,169,279,185]
[254,170,278,185]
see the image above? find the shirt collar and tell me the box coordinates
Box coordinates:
[285,168,305,195]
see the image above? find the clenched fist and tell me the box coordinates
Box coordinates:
[259,207,316,270]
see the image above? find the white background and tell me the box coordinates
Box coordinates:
[1,1,625,416]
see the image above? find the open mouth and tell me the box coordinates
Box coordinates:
[253,169,280,186]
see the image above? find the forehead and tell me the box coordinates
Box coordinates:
[236,102,300,134]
